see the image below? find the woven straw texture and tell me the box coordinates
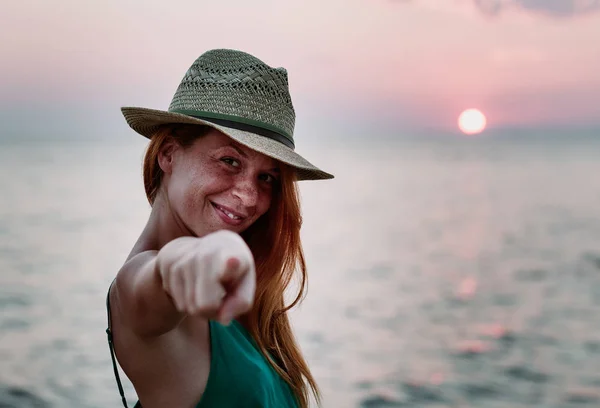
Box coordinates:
[169,50,295,140]
[121,49,333,181]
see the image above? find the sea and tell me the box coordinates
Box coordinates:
[1,130,600,408]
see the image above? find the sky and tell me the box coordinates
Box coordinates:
[1,0,600,141]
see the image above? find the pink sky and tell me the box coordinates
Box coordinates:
[1,0,600,138]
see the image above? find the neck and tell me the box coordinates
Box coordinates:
[128,191,195,259]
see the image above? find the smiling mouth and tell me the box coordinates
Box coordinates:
[211,202,245,221]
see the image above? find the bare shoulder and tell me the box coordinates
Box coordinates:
[109,250,157,329]
[110,249,184,338]
[108,251,212,407]
[111,250,156,298]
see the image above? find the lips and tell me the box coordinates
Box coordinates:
[211,202,246,226]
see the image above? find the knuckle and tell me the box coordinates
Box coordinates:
[196,251,215,270]
[171,259,186,276]
[216,230,245,247]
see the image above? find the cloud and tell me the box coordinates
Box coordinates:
[473,0,600,18]
[389,0,600,18]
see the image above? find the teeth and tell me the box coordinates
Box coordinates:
[218,206,241,220]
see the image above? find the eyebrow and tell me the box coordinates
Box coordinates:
[228,143,248,158]
[227,143,280,173]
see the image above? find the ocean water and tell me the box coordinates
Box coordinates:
[1,133,600,408]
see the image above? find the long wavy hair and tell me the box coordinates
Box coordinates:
[142,124,320,408]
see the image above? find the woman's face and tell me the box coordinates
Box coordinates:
[161,129,280,237]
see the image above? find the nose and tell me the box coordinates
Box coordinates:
[232,176,259,209]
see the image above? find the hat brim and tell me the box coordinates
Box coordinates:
[121,107,333,181]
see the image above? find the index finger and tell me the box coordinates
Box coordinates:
[217,262,255,325]
[219,256,245,287]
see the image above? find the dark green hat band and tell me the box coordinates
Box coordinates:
[171,109,295,149]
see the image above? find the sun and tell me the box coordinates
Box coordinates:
[458,109,487,135]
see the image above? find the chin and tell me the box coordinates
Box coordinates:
[226,224,249,234]
[199,224,246,237]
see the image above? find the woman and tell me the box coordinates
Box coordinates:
[106,49,333,408]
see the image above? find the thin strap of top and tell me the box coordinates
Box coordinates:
[106,280,130,408]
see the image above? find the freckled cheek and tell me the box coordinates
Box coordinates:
[256,190,274,217]
[181,181,209,217]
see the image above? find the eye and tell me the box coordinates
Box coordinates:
[221,157,240,167]
[259,173,278,184]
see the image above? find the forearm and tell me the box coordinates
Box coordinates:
[132,257,185,336]
[116,245,189,337]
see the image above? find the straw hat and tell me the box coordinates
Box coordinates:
[121,49,333,181]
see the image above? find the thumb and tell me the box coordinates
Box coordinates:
[217,294,253,326]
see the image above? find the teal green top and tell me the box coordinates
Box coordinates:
[107,286,298,408]
[196,320,299,408]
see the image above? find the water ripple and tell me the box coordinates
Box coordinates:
[0,385,49,408]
